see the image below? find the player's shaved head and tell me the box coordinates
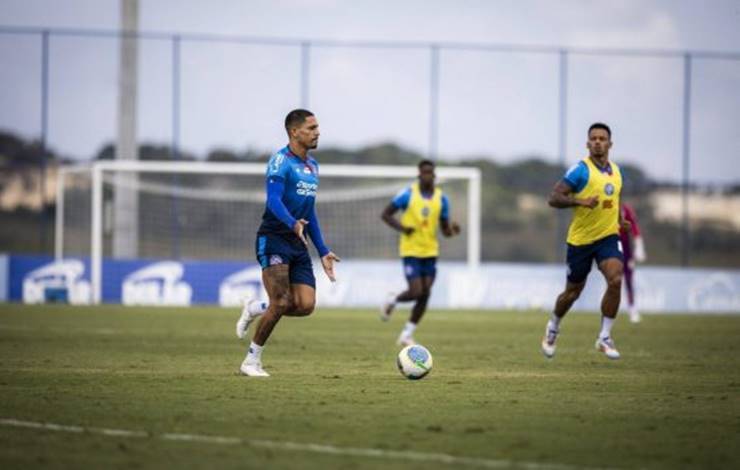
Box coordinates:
[418,159,435,170]
[588,122,611,139]
[285,109,315,134]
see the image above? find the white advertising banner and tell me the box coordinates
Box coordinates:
[314,260,740,313]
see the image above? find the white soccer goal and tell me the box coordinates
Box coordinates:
[56,160,481,304]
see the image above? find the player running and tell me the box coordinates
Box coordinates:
[235,109,340,377]
[380,159,460,346]
[620,202,647,323]
[542,122,629,360]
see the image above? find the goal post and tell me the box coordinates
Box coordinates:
[55,164,94,261]
[57,160,481,304]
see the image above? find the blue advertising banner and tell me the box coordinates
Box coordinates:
[104,258,261,305]
[8,255,91,304]
[0,254,8,301]
[7,255,264,307]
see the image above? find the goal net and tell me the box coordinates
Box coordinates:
[57,161,480,303]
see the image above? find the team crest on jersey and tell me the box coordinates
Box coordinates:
[604,183,615,196]
[269,255,283,266]
[421,206,430,217]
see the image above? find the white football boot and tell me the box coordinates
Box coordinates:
[236,298,264,339]
[396,333,416,347]
[595,336,621,360]
[380,292,396,322]
[629,306,642,324]
[541,325,559,359]
[240,358,270,377]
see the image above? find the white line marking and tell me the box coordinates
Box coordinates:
[1,418,612,470]
[162,433,241,445]
[94,427,149,438]
[1,418,84,433]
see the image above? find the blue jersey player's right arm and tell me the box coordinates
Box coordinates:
[264,152,306,244]
[266,177,299,236]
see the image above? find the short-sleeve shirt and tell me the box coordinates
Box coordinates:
[562,158,622,246]
[392,187,450,220]
[563,161,589,193]
[392,184,450,258]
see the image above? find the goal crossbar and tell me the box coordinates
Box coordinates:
[58,160,481,304]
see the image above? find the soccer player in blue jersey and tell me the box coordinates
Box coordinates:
[235,109,340,377]
[380,160,460,346]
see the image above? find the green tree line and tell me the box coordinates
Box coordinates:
[1,131,738,268]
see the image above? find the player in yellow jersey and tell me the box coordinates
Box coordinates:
[380,159,461,346]
[542,123,630,360]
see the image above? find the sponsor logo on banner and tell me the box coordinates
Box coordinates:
[630,272,665,311]
[688,273,740,311]
[218,265,267,307]
[122,261,192,306]
[314,265,351,307]
[22,259,91,305]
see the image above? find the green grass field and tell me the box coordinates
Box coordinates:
[1,304,738,469]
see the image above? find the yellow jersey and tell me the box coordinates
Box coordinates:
[394,183,449,258]
[565,157,622,246]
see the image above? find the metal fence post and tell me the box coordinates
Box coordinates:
[681,53,692,267]
[429,45,440,160]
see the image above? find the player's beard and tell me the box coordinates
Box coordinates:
[590,146,605,158]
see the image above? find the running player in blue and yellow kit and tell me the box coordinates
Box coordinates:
[380,159,460,346]
[542,122,629,360]
[235,109,340,377]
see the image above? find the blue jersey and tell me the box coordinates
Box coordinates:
[258,146,320,237]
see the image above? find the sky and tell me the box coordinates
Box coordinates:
[1,0,739,184]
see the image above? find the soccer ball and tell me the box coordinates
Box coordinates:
[397,344,433,380]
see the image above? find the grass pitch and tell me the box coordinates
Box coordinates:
[0,304,738,469]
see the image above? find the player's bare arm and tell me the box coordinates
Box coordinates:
[440,219,461,238]
[381,203,414,235]
[619,203,632,232]
[548,181,598,209]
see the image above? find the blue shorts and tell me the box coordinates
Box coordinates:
[402,257,437,280]
[566,234,623,284]
[255,234,316,288]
